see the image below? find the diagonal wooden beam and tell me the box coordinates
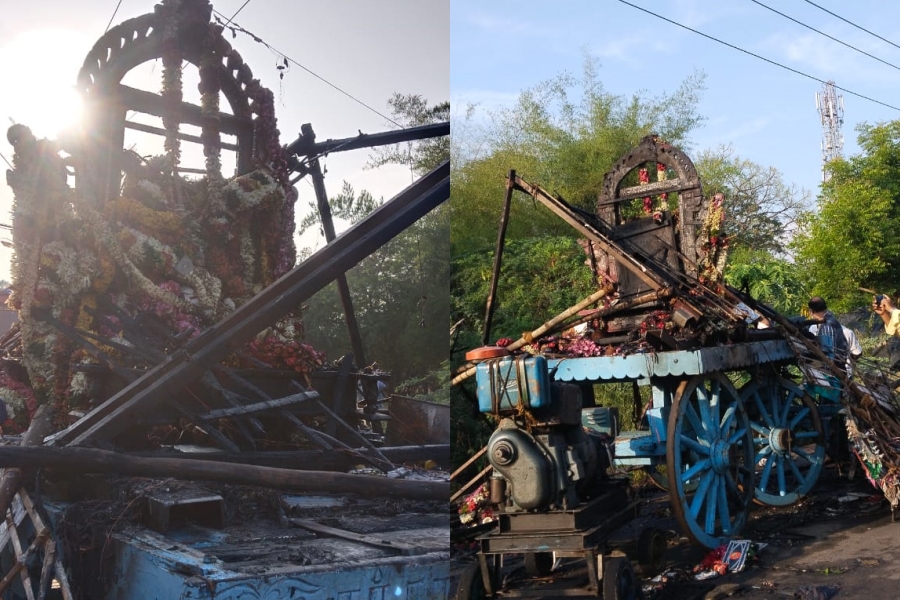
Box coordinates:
[52,161,449,447]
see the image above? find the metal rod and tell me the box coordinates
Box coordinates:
[481,170,515,346]
[286,121,449,159]
[309,156,367,367]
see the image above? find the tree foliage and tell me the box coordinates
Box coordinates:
[724,246,808,315]
[452,236,596,345]
[450,57,707,255]
[297,95,449,390]
[695,146,811,254]
[367,93,450,177]
[792,121,900,311]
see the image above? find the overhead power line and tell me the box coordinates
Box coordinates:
[222,0,251,29]
[749,0,900,74]
[212,10,403,128]
[104,0,124,34]
[615,0,900,112]
[803,0,900,54]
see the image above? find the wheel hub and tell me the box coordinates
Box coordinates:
[768,427,792,454]
[710,438,731,473]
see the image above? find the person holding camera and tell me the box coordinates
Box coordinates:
[872,293,900,336]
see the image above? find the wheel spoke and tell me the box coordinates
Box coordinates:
[724,471,741,496]
[787,456,807,486]
[793,445,814,462]
[754,445,772,464]
[753,392,774,429]
[790,407,811,429]
[704,474,719,534]
[759,451,775,491]
[679,434,710,456]
[751,421,769,436]
[727,426,748,445]
[795,431,819,440]
[779,391,794,425]
[684,402,707,442]
[776,454,786,496]
[769,390,780,429]
[717,474,731,535]
[710,381,722,427]
[697,389,713,440]
[681,458,711,483]
[720,404,736,434]
[689,470,715,519]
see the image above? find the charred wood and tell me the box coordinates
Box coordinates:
[0,446,448,501]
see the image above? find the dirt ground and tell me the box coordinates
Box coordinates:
[451,464,900,599]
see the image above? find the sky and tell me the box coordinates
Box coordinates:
[0,0,449,282]
[451,0,900,210]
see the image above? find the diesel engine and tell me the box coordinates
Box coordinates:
[475,354,616,512]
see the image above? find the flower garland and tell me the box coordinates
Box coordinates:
[0,364,38,433]
[200,22,227,214]
[639,167,652,214]
[79,203,193,314]
[160,0,183,183]
[458,483,495,526]
[698,193,729,284]
[245,316,325,375]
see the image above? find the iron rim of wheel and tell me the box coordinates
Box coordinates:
[666,373,755,549]
[602,556,637,600]
[741,376,826,506]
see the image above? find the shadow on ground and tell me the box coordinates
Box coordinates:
[451,465,898,599]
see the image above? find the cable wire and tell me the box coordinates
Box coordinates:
[212,10,403,128]
[615,0,900,112]
[104,0,124,34]
[222,0,251,29]
[802,0,900,54]
[749,0,900,74]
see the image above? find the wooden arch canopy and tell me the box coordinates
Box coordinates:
[592,135,706,295]
[75,0,259,202]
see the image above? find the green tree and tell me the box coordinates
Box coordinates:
[297,94,450,391]
[450,57,707,254]
[792,121,900,310]
[695,146,811,254]
[724,246,808,315]
[452,236,595,344]
[367,93,450,176]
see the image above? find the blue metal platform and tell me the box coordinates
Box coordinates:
[547,339,794,383]
[39,491,450,600]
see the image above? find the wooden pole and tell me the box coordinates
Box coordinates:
[0,446,448,501]
[482,171,515,346]
[453,285,626,386]
[0,406,54,519]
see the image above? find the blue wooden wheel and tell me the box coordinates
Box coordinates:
[666,374,755,549]
[741,376,825,506]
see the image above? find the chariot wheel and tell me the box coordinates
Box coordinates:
[637,527,668,573]
[666,374,755,549]
[524,551,554,577]
[741,376,825,506]
[602,556,637,600]
[457,562,490,600]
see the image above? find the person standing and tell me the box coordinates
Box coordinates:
[872,293,900,336]
[799,297,850,374]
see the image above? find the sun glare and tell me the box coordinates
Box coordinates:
[0,29,91,140]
